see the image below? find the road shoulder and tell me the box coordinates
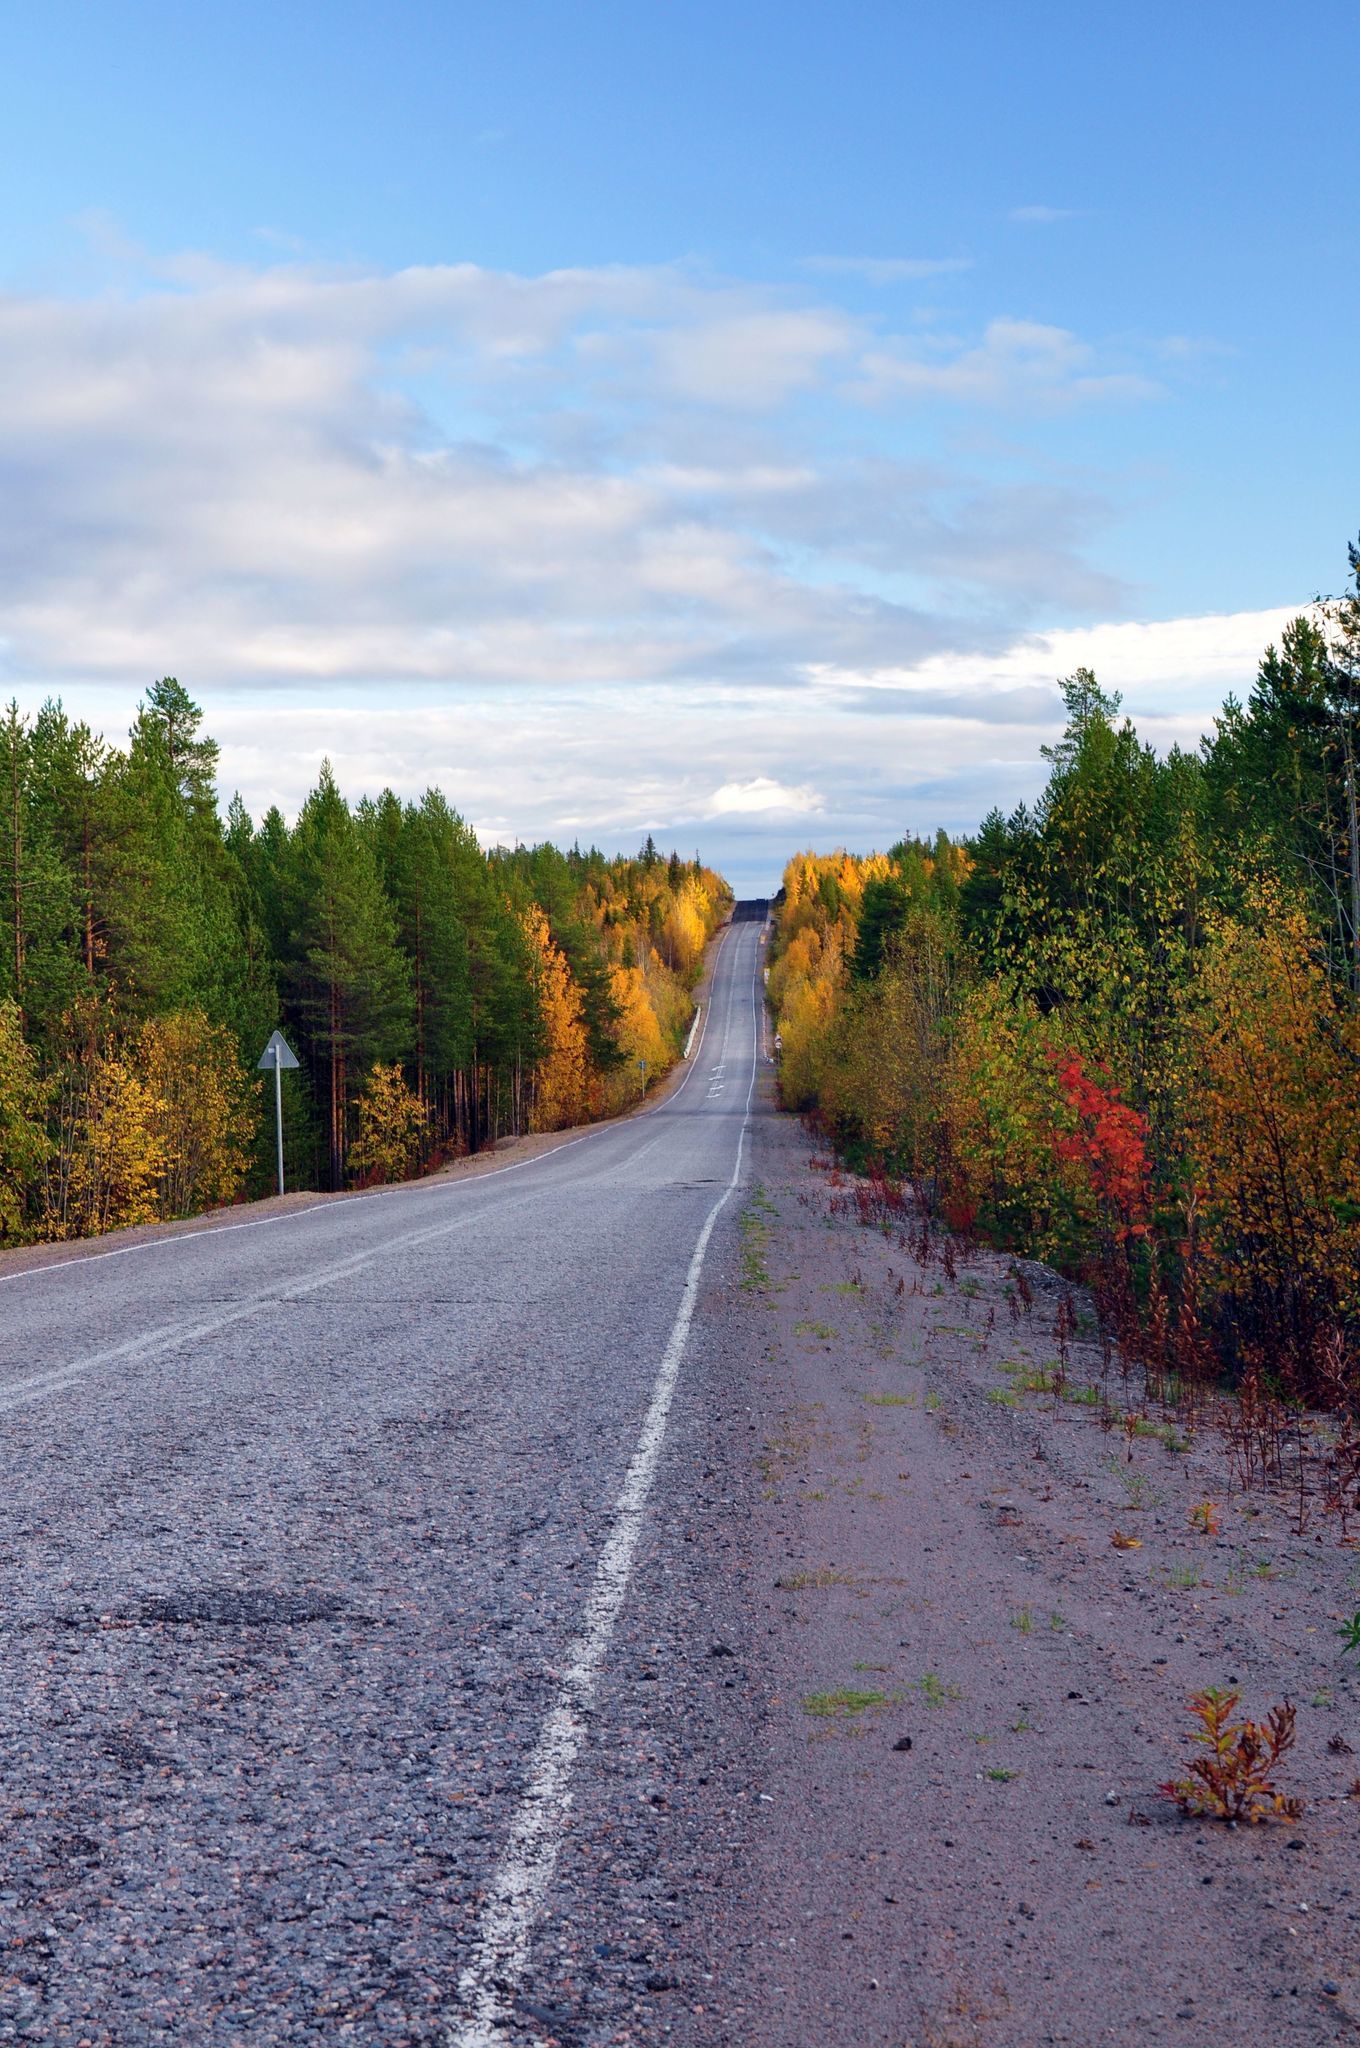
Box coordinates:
[682,1087,1358,2046]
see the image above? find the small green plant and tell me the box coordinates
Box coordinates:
[1160,1688,1301,1824]
[916,1671,963,1708]
[740,1197,772,1291]
[1012,1606,1034,1635]
[794,1319,835,1339]
[1168,1562,1203,1590]
[924,1390,942,1411]
[864,1391,912,1406]
[1310,1688,1335,1709]
[1338,1611,1360,1660]
[1113,1466,1156,1511]
[1049,1610,1066,1632]
[1189,1499,1221,1535]
[1010,1714,1033,1733]
[802,1687,888,1719]
[988,1387,1020,1408]
[986,1766,1018,1782]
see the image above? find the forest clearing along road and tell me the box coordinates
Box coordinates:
[0,914,1356,2045]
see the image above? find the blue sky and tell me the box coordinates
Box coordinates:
[0,1,1353,887]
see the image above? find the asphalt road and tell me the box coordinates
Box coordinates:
[0,917,766,2047]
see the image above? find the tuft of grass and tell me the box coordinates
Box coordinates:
[924,1390,942,1412]
[794,1319,836,1340]
[1049,1610,1066,1632]
[740,1192,773,1291]
[985,1766,1019,1782]
[802,1687,888,1719]
[1012,1606,1034,1635]
[1167,1562,1203,1591]
[988,1387,1021,1408]
[776,1566,850,1591]
[864,1391,912,1406]
[915,1671,963,1709]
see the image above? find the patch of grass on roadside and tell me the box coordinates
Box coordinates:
[915,1671,963,1709]
[794,1319,836,1340]
[802,1687,889,1719]
[776,1566,851,1591]
[986,1766,1019,1782]
[864,1391,913,1407]
[740,1185,774,1290]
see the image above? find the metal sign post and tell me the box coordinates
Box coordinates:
[257,1030,300,1196]
[638,1057,648,1098]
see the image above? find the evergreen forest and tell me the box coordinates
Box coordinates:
[0,681,730,1242]
[768,533,1360,1407]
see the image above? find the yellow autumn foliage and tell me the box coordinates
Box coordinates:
[349,1061,426,1184]
[1183,906,1360,1337]
[139,1011,257,1216]
[524,904,589,1130]
[63,1051,167,1236]
[0,999,49,1242]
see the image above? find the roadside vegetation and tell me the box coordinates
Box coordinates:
[768,531,1360,1419]
[0,679,730,1237]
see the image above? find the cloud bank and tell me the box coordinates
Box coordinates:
[0,246,1284,887]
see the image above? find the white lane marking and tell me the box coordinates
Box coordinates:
[446,950,760,2047]
[682,1005,702,1059]
[0,929,740,1293]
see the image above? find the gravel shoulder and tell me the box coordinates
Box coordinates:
[655,1082,1360,2047]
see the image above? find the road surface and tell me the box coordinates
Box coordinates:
[0,917,766,2046]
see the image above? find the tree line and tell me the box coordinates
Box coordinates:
[769,532,1360,1406]
[0,680,730,1240]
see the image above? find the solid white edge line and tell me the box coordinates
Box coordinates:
[445,929,760,2047]
[0,927,736,1293]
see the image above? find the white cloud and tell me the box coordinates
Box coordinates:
[802,255,972,285]
[856,317,1160,409]
[1008,205,1085,225]
[704,776,824,817]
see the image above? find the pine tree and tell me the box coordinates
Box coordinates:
[281,764,411,1185]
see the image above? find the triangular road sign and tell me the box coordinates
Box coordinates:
[257,1029,300,1071]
